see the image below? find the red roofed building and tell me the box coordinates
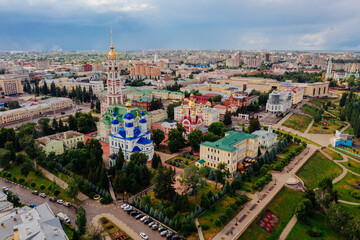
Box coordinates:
[225,94,249,107]
[82,64,93,72]
[183,95,211,107]
[179,94,205,134]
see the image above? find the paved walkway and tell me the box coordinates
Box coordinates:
[39,166,88,201]
[338,200,360,205]
[212,144,318,240]
[278,215,298,240]
[304,119,314,134]
[195,218,205,240]
[92,213,142,240]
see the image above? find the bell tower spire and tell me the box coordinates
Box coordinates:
[110,26,114,50]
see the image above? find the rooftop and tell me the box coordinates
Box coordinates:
[35,131,83,146]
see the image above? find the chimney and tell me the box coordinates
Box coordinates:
[53,228,58,235]
[1,223,5,228]
[26,227,31,235]
[16,210,18,214]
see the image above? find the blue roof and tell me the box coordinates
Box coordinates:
[141,110,145,116]
[137,137,153,145]
[139,118,147,123]
[109,126,150,140]
[124,112,135,120]
[132,146,142,152]
[112,119,119,125]
[113,111,117,117]
[125,122,134,128]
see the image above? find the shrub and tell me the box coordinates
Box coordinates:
[40,184,45,190]
[18,178,25,184]
[201,225,209,230]
[351,191,360,199]
[230,203,238,211]
[306,229,322,238]
[12,177,17,182]
[30,182,36,188]
[6,172,11,178]
[54,189,60,197]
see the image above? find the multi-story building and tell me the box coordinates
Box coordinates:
[35,131,84,155]
[82,63,93,72]
[109,102,154,161]
[252,127,277,149]
[174,103,220,126]
[161,122,176,134]
[0,76,23,96]
[35,59,50,70]
[224,94,249,107]
[130,97,158,111]
[243,57,262,68]
[278,84,304,105]
[266,91,292,114]
[0,97,73,125]
[198,131,259,175]
[130,63,161,79]
[178,96,206,134]
[226,58,240,68]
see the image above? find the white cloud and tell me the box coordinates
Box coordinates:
[298,30,327,48]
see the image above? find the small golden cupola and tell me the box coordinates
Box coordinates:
[180,102,185,114]
[199,103,203,113]
[108,26,117,59]
[126,101,131,109]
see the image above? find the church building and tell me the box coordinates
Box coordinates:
[109,102,154,161]
[179,94,205,134]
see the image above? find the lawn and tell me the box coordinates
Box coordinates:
[62,223,75,239]
[239,188,302,240]
[340,158,360,175]
[296,151,343,189]
[282,114,312,133]
[166,154,199,168]
[1,164,78,204]
[187,182,219,206]
[301,104,319,118]
[157,144,172,154]
[333,146,360,161]
[239,175,263,194]
[344,126,354,135]
[278,143,299,158]
[309,100,322,108]
[308,117,343,134]
[285,211,345,240]
[333,172,360,203]
[322,147,343,160]
[340,203,360,221]
[100,217,133,240]
[198,194,245,240]
[277,130,320,146]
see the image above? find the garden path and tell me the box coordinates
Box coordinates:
[278,215,297,240]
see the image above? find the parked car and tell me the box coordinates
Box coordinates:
[121,204,129,209]
[2,187,9,192]
[151,224,159,230]
[140,216,149,222]
[32,190,39,195]
[127,209,136,214]
[63,202,71,207]
[143,219,152,225]
[135,214,143,219]
[140,232,148,240]
[29,204,36,208]
[61,112,66,115]
[166,233,174,239]
[49,197,57,202]
[130,211,139,217]
[160,230,170,237]
[148,222,156,227]
[57,212,71,223]
[124,206,132,211]
[172,235,182,240]
[39,193,46,198]
[57,199,64,204]
[158,226,167,232]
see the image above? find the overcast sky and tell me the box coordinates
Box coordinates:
[1,0,360,51]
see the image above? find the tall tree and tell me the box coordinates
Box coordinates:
[188,129,203,152]
[208,121,226,137]
[67,177,79,199]
[249,116,260,133]
[76,206,87,236]
[154,167,175,200]
[115,149,125,171]
[151,129,165,149]
[181,165,205,202]
[52,118,59,133]
[214,163,230,189]
[223,110,232,126]
[38,118,51,136]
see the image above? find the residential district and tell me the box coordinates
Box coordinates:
[0,40,360,240]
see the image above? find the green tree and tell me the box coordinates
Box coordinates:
[340,93,348,107]
[295,198,313,221]
[203,132,220,142]
[214,163,230,189]
[67,178,79,199]
[52,118,59,133]
[0,149,11,168]
[208,121,226,137]
[168,128,185,153]
[188,129,203,152]
[249,116,260,133]
[8,101,20,109]
[95,101,101,113]
[50,82,56,96]
[76,206,87,236]
[113,171,127,193]
[68,115,77,131]
[129,152,147,165]
[151,129,165,149]
[327,202,350,232]
[258,93,269,106]
[223,110,232,126]
[115,149,125,171]
[167,101,182,120]
[154,167,175,200]
[181,165,206,202]
[213,95,221,102]
[38,118,51,136]
[81,225,105,240]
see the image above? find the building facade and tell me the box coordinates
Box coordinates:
[109,102,154,161]
[266,91,292,114]
[224,94,249,107]
[0,77,23,95]
[199,131,259,175]
[35,131,84,155]
[178,96,205,134]
[130,63,161,79]
[252,128,277,148]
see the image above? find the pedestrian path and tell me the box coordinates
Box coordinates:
[278,215,298,240]
[195,218,204,240]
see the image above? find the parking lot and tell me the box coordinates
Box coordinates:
[0,178,77,226]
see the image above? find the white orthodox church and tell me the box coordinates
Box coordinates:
[109,102,154,162]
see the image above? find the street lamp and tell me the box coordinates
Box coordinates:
[124,191,126,203]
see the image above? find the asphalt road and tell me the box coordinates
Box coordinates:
[0,178,77,226]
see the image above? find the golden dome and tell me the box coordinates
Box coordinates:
[126,101,131,108]
[180,103,185,114]
[199,103,203,112]
[108,26,117,59]
[190,93,194,97]
[191,110,196,115]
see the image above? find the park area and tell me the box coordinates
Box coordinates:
[301,104,318,118]
[1,164,78,204]
[322,147,343,160]
[282,114,312,133]
[308,117,344,134]
[285,211,345,240]
[100,217,132,240]
[333,172,360,203]
[239,188,302,240]
[340,158,360,175]
[296,151,343,189]
[165,153,199,168]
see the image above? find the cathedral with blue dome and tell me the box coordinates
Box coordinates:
[109,101,154,162]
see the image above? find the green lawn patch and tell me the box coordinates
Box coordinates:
[332,146,360,161]
[309,117,343,134]
[100,217,133,240]
[1,164,78,204]
[239,175,263,194]
[166,154,199,168]
[296,151,343,189]
[340,203,360,221]
[285,211,345,240]
[309,100,322,108]
[157,144,172,154]
[62,223,75,239]
[322,147,343,160]
[301,104,318,118]
[282,114,312,133]
[239,188,302,240]
[340,158,360,175]
[333,172,360,203]
[278,130,320,146]
[278,143,299,158]
[198,194,246,240]
[344,126,354,135]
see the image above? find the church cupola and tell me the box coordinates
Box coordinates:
[124,101,134,138]
[111,111,119,135]
[139,110,147,133]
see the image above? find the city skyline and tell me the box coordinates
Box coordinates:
[1,0,360,51]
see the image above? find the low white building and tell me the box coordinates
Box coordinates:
[252,127,277,148]
[266,91,292,114]
[161,122,177,134]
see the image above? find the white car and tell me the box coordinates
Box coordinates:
[2,187,9,191]
[63,202,71,207]
[148,222,156,227]
[140,232,148,240]
[57,199,64,204]
[120,204,128,209]
[39,193,47,198]
[124,206,132,211]
[140,216,149,222]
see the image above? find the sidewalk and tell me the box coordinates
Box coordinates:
[195,218,205,240]
[278,215,298,240]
